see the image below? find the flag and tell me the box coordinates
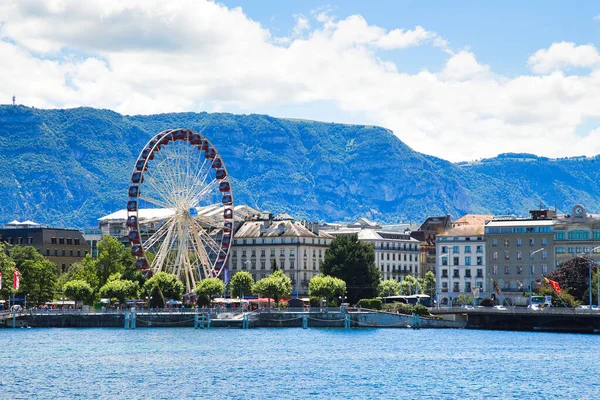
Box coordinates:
[224,268,230,284]
[544,277,561,293]
[13,269,20,291]
[490,277,501,296]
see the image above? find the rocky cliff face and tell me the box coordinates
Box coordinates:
[0,106,598,228]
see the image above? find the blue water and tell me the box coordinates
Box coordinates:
[0,328,598,399]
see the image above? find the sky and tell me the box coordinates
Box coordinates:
[1,0,600,162]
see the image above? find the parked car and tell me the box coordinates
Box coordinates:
[493,305,507,310]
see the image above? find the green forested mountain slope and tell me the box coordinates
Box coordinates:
[0,106,597,228]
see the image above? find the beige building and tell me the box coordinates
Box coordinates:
[436,225,486,306]
[484,210,555,306]
[229,212,333,295]
[554,204,600,267]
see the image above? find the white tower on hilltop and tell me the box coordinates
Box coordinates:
[12,96,15,106]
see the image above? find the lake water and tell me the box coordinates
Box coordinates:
[0,328,598,399]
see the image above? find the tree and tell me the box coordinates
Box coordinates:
[60,256,100,292]
[194,278,225,304]
[422,271,436,299]
[320,234,380,304]
[230,271,254,299]
[546,257,596,302]
[534,284,580,308]
[99,279,139,304]
[400,275,419,296]
[95,236,135,288]
[18,259,58,306]
[143,272,184,308]
[0,243,16,301]
[63,280,94,305]
[10,245,43,270]
[378,279,401,297]
[252,270,292,307]
[270,258,280,272]
[309,275,347,305]
[456,294,473,306]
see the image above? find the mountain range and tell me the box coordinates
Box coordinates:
[0,105,599,229]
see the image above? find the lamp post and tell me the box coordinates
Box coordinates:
[579,246,600,308]
[529,248,545,307]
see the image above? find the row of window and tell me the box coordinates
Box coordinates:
[441,256,484,266]
[45,248,85,257]
[234,237,329,245]
[441,281,483,292]
[491,265,548,275]
[441,245,484,254]
[50,237,81,245]
[380,264,417,273]
[438,236,484,242]
[555,230,600,240]
[440,269,484,278]
[232,248,322,258]
[375,242,419,251]
[231,259,319,271]
[491,251,548,260]
[485,226,553,234]
[380,253,418,262]
[491,238,547,247]
[555,246,600,254]
[243,272,316,285]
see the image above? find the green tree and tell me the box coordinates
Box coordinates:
[95,236,135,288]
[309,275,347,305]
[143,272,184,308]
[422,271,436,299]
[457,293,473,306]
[534,284,580,308]
[252,270,292,307]
[378,279,401,297]
[320,234,380,304]
[99,279,139,304]
[61,256,100,291]
[400,275,419,296]
[230,271,254,299]
[546,257,595,302]
[194,278,225,304]
[10,245,43,270]
[63,280,94,305]
[18,259,58,306]
[0,243,16,301]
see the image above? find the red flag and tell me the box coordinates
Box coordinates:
[544,277,561,293]
[13,269,20,291]
[491,278,501,296]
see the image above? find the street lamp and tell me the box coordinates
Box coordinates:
[529,248,545,307]
[578,246,600,308]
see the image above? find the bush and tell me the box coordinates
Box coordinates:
[479,298,496,307]
[412,304,430,316]
[394,303,413,315]
[356,298,382,310]
[309,297,320,307]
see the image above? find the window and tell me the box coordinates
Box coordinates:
[517,239,522,247]
[504,239,509,247]
[453,246,459,254]
[542,251,547,260]
[290,249,295,257]
[529,238,535,246]
[493,265,498,274]
[69,250,73,257]
[541,238,547,246]
[251,261,256,270]
[477,269,483,278]
[569,230,590,240]
[242,239,247,245]
[54,249,58,256]
[261,261,266,270]
[62,249,66,256]
[232,250,237,257]
[453,269,459,278]
[517,266,523,274]
[465,269,472,278]
[387,253,390,260]
[465,282,471,292]
[67,238,72,245]
[504,265,510,274]
[304,261,307,270]
[290,261,295,269]
[441,269,448,278]
[465,246,471,253]
[542,264,548,274]
[492,239,498,247]
[442,246,448,253]
[555,231,565,240]
[476,246,483,253]
[493,251,498,260]
[441,257,448,266]
[319,249,322,257]
[465,256,471,266]
[270,248,275,257]
[504,251,510,260]
[477,256,483,266]
[453,282,459,292]
[304,249,307,256]
[242,250,247,257]
[504,281,510,289]
[51,237,57,244]
[313,250,316,257]
[280,249,285,256]
[453,257,459,266]
[74,239,80,245]
[261,249,265,257]
[251,249,256,257]
[556,247,565,254]
[517,251,522,260]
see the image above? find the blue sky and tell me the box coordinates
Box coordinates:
[1,0,599,161]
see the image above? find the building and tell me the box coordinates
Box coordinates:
[410,215,452,278]
[484,210,555,306]
[553,204,600,267]
[322,218,421,281]
[0,220,89,273]
[229,212,333,295]
[436,225,486,306]
[452,214,493,228]
[82,227,103,258]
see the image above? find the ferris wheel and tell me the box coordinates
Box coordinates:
[125,128,234,293]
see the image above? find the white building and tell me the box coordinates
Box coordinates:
[322,218,421,281]
[229,212,333,295]
[436,225,486,306]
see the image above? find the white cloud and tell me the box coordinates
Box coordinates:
[1,0,600,162]
[594,14,600,21]
[528,41,600,73]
